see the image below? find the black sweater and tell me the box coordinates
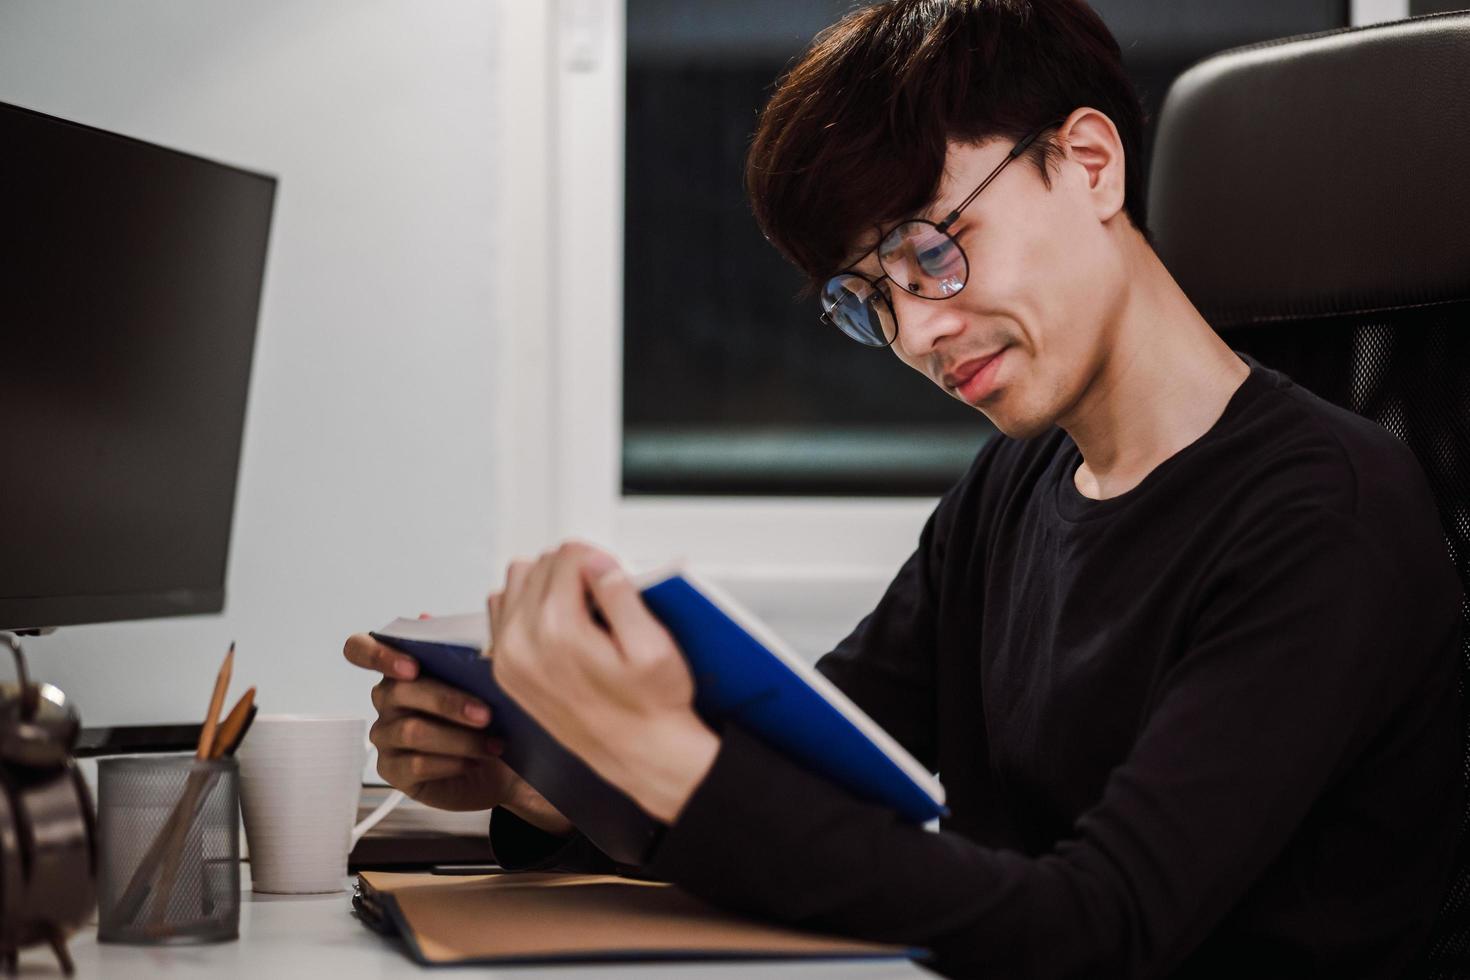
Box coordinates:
[492,355,1464,978]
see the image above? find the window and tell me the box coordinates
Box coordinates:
[494,0,1399,653]
[621,0,1352,497]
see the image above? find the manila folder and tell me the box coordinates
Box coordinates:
[356,871,916,964]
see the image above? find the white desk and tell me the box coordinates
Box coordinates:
[17,867,929,979]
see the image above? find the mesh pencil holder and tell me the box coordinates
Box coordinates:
[96,755,240,944]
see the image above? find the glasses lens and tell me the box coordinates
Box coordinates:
[878,221,968,299]
[820,274,896,347]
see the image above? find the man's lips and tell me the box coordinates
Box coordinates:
[942,350,1006,392]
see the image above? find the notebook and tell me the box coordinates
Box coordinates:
[353,870,921,964]
[371,565,946,865]
[350,788,494,870]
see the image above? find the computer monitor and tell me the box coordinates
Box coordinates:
[0,102,276,632]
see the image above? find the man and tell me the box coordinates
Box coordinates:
[344,1,1463,975]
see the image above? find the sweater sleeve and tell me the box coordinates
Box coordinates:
[647,506,1463,978]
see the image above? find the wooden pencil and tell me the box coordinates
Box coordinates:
[195,643,234,759]
[222,704,258,757]
[208,687,255,760]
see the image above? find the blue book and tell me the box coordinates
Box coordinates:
[372,566,946,866]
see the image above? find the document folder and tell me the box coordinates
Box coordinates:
[353,871,920,965]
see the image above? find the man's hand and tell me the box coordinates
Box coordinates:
[489,541,720,824]
[342,633,571,835]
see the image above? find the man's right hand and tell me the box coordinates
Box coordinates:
[342,633,572,836]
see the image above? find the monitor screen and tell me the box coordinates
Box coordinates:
[0,102,275,631]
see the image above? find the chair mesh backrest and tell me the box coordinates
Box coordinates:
[1222,305,1470,976]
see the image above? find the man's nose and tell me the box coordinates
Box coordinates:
[891,289,966,360]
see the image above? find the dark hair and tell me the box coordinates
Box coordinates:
[746,0,1149,290]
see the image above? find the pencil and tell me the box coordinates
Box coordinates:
[223,704,258,757]
[195,642,234,760]
[208,687,255,760]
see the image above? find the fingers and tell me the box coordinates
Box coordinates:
[499,547,602,649]
[493,540,633,677]
[373,675,491,728]
[370,712,495,759]
[487,590,503,648]
[541,543,613,635]
[520,550,559,616]
[377,748,471,785]
[585,557,676,667]
[502,558,533,612]
[343,633,418,680]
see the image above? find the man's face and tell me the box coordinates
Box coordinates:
[843,135,1128,439]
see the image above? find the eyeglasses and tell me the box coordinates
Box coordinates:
[818,121,1058,348]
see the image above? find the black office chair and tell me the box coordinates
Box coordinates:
[1148,10,1470,977]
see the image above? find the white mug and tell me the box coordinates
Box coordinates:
[235,715,403,894]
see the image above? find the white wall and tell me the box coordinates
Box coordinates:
[1351,0,1412,25]
[0,1,506,727]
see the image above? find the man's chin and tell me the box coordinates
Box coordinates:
[981,406,1053,441]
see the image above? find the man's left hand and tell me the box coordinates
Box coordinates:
[489,540,720,824]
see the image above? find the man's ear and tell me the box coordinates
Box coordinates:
[1057,107,1126,224]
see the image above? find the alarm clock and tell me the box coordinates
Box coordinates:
[0,632,95,975]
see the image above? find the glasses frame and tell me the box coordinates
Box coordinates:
[819,120,1061,348]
